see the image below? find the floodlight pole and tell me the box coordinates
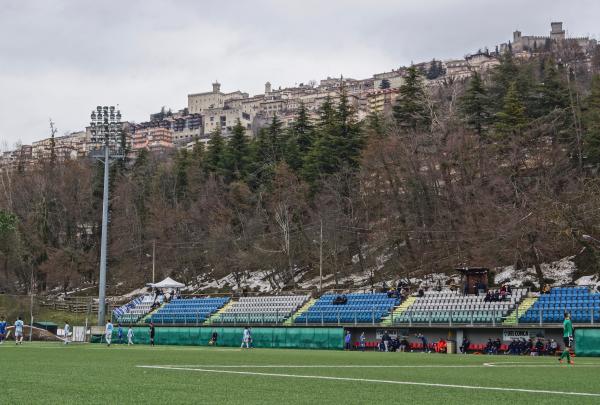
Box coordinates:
[91,105,123,326]
[98,143,110,326]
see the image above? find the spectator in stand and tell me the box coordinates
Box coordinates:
[485,339,494,355]
[522,338,533,355]
[418,288,424,298]
[500,285,507,301]
[484,291,491,302]
[493,290,501,302]
[534,338,545,356]
[417,333,430,353]
[399,337,409,352]
[435,339,447,353]
[209,331,218,346]
[382,331,391,352]
[494,338,501,354]
[542,284,551,294]
[460,337,470,354]
[391,336,400,352]
[548,339,558,355]
[344,331,352,351]
[508,340,517,355]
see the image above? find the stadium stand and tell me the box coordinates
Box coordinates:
[294,293,399,324]
[214,295,310,324]
[519,287,600,323]
[147,297,229,324]
[114,294,156,324]
[394,289,527,324]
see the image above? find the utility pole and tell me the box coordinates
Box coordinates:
[152,239,156,284]
[29,263,34,342]
[319,219,323,293]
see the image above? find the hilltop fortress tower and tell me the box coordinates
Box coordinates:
[507,22,596,53]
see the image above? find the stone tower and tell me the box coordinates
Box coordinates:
[212,81,221,94]
[265,81,272,94]
[550,22,565,41]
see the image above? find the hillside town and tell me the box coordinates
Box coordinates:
[1,22,597,169]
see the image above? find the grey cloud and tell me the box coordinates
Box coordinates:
[0,0,598,146]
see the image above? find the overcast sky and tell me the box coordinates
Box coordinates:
[1,0,598,147]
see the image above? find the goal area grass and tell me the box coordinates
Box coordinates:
[1,342,599,404]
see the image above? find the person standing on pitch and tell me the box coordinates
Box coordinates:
[241,327,251,349]
[559,312,574,365]
[0,316,6,344]
[14,316,24,345]
[105,320,114,347]
[127,327,134,346]
[149,322,155,347]
[117,323,123,344]
[64,321,70,345]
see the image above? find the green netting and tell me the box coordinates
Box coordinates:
[575,328,600,357]
[91,327,343,349]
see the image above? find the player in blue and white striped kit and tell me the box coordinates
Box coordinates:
[105,321,114,347]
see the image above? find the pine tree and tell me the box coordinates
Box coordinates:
[531,58,569,118]
[459,72,490,138]
[583,74,600,165]
[302,91,363,184]
[426,58,444,80]
[489,51,519,111]
[366,111,386,138]
[285,102,313,172]
[336,90,364,169]
[247,115,290,187]
[495,82,527,137]
[223,119,250,181]
[393,65,431,132]
[379,78,391,89]
[173,149,190,202]
[267,114,285,162]
[205,127,226,175]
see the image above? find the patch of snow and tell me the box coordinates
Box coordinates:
[494,256,577,288]
[575,275,600,290]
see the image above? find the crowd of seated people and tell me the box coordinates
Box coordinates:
[458,336,560,355]
[507,338,559,356]
[377,333,410,352]
[483,285,512,302]
[332,294,348,305]
[150,288,183,309]
[484,338,503,354]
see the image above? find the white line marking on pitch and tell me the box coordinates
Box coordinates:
[136,365,600,397]
[144,363,600,369]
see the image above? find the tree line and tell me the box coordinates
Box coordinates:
[2,46,600,295]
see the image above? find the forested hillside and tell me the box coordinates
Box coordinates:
[2,47,600,295]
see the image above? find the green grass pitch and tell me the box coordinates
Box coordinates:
[1,343,599,404]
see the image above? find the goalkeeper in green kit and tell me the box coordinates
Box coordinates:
[559,312,574,365]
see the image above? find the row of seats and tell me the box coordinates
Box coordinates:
[392,289,526,325]
[147,297,229,324]
[521,287,600,323]
[295,293,398,324]
[115,295,156,324]
[214,295,309,324]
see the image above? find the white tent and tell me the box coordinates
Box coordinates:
[149,277,185,289]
